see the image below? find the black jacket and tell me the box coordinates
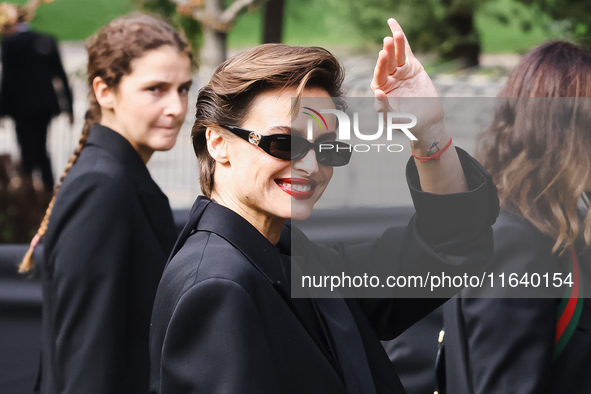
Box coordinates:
[40,124,177,393]
[0,29,73,118]
[149,149,499,393]
[442,210,591,394]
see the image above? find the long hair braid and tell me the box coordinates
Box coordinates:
[18,98,100,273]
[18,13,192,273]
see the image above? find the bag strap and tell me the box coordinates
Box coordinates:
[554,245,584,359]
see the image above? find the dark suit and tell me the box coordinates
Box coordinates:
[0,28,73,190]
[149,149,499,393]
[442,210,591,394]
[383,306,443,394]
[40,124,177,393]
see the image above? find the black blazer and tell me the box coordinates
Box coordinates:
[149,149,499,393]
[0,29,73,119]
[442,210,591,394]
[40,124,177,393]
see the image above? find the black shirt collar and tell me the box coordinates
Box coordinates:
[196,197,288,286]
[86,123,162,195]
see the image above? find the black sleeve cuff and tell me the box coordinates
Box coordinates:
[406,147,500,244]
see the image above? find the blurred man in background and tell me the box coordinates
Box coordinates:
[0,2,73,192]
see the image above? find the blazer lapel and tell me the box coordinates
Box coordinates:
[85,124,177,255]
[136,191,177,254]
[288,226,377,394]
[195,201,346,378]
[315,298,377,394]
[276,254,346,378]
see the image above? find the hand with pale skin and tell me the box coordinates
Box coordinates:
[371,18,467,194]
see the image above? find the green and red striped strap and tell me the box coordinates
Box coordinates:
[554,246,583,359]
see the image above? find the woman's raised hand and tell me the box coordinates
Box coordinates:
[371,18,438,99]
[371,18,466,194]
[370,19,444,140]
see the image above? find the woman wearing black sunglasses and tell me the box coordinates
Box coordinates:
[149,19,498,394]
[220,124,352,166]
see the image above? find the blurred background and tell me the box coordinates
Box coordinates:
[0,0,589,243]
[0,1,589,393]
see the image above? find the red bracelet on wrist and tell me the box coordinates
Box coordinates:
[412,137,453,163]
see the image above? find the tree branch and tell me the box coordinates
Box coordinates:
[220,0,268,24]
[171,0,270,26]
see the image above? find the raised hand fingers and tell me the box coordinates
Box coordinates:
[383,37,397,74]
[393,31,406,67]
[382,20,407,73]
[387,18,414,61]
[371,49,389,90]
[387,18,403,35]
[371,18,415,94]
[373,88,389,113]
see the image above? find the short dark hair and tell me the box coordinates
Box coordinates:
[191,43,345,197]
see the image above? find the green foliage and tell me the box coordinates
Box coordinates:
[10,0,588,56]
[135,0,203,52]
[330,0,482,63]
[478,0,565,53]
[228,6,262,48]
[12,0,202,48]
[228,0,367,49]
[11,0,133,40]
[521,0,591,48]
[333,0,589,60]
[330,0,480,58]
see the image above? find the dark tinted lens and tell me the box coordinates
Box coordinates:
[268,135,293,160]
[289,136,314,161]
[316,141,352,166]
[267,134,351,166]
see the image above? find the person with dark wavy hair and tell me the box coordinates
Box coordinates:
[149,19,499,394]
[442,41,591,394]
[19,14,193,393]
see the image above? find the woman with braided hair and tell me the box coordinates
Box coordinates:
[19,13,193,393]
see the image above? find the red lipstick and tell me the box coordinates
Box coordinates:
[274,178,317,200]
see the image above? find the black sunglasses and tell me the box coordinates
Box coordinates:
[221,125,352,167]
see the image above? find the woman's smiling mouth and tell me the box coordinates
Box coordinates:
[274,178,318,200]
